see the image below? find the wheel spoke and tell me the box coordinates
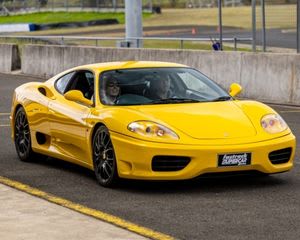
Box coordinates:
[22,142,29,152]
[97,134,102,149]
[105,162,113,171]
[100,165,108,180]
[95,138,100,151]
[103,164,111,178]
[100,132,105,145]
[104,138,111,148]
[106,157,114,162]
[24,137,29,145]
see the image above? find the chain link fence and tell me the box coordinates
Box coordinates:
[257,1,297,51]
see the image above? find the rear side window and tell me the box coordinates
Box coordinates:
[55,72,75,94]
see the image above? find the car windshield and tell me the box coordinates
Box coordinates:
[99,67,230,106]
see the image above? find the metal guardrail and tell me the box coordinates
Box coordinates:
[0,35,253,51]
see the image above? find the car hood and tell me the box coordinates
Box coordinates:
[130,101,257,140]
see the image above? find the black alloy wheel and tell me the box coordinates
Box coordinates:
[93,125,119,187]
[14,107,35,161]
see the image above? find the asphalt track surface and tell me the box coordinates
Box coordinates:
[40,25,296,50]
[0,73,300,240]
[150,26,297,50]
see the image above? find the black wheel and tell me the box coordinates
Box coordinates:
[14,107,36,162]
[92,126,119,187]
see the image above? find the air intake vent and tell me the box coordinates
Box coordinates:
[269,148,292,164]
[152,156,191,172]
[38,87,46,96]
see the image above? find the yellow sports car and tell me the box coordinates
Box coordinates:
[10,61,296,187]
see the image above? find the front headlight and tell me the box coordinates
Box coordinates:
[261,114,287,134]
[128,121,179,140]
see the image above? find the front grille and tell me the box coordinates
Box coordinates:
[152,156,191,172]
[269,148,292,164]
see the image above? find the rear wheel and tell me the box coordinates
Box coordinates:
[92,126,119,187]
[14,107,46,162]
[14,107,35,162]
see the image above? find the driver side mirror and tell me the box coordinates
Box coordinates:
[228,83,242,97]
[64,90,93,106]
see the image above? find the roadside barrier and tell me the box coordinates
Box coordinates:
[0,44,20,72]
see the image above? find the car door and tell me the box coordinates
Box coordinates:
[48,70,94,164]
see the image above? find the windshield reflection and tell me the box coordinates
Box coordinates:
[99,67,230,106]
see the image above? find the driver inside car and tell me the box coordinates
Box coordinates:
[102,75,121,105]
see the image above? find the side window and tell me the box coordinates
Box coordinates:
[55,72,75,94]
[85,72,94,86]
[66,71,94,100]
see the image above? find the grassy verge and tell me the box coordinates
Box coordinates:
[0,12,150,24]
[145,5,296,30]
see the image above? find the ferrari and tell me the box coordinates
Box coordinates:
[10,61,296,187]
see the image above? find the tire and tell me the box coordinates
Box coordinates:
[14,107,37,162]
[92,125,119,187]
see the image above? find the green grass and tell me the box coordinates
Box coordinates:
[145,5,297,30]
[0,12,149,24]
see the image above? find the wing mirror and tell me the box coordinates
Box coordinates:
[228,83,242,97]
[64,90,93,106]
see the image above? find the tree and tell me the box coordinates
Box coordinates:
[85,0,97,7]
[169,0,177,7]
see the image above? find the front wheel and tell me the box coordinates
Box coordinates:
[92,126,119,187]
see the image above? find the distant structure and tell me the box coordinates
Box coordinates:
[0,0,154,13]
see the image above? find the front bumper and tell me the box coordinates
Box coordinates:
[111,132,296,180]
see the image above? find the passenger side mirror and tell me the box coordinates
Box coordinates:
[229,83,242,97]
[64,90,93,106]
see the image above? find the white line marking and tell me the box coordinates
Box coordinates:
[0,113,10,116]
[280,110,300,113]
[268,104,300,110]
[0,125,10,127]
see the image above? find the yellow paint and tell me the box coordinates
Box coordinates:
[10,61,296,179]
[0,176,174,240]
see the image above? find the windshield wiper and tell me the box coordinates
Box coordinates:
[149,98,201,104]
[211,96,232,102]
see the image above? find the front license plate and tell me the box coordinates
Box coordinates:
[218,153,251,167]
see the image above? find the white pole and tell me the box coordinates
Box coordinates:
[125,0,143,48]
[252,0,256,52]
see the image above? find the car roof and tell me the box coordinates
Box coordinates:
[46,61,189,85]
[74,61,188,72]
